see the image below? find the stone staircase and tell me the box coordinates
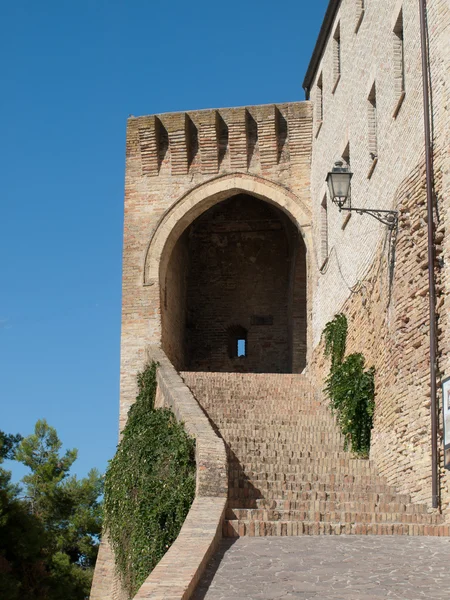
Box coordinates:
[181,372,448,537]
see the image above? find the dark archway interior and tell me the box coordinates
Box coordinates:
[161,194,307,373]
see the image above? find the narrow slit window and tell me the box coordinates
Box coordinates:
[393,10,405,107]
[316,73,323,133]
[333,24,341,89]
[341,143,352,228]
[355,0,365,33]
[227,326,247,359]
[237,338,246,357]
[368,83,378,161]
[320,195,328,268]
[342,142,350,169]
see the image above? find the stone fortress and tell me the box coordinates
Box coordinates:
[91,0,450,597]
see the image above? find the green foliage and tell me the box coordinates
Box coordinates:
[15,419,78,517]
[104,362,196,598]
[323,314,375,456]
[0,431,23,461]
[0,487,49,600]
[0,421,103,600]
[323,313,348,370]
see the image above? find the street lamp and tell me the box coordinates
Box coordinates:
[326,161,398,230]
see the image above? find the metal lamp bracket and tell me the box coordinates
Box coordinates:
[339,206,398,230]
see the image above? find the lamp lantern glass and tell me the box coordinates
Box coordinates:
[326,161,353,209]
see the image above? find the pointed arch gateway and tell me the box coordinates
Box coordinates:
[145,174,312,373]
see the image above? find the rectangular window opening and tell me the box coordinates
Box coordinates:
[355,0,365,32]
[368,83,378,163]
[341,143,352,228]
[333,24,341,91]
[320,195,328,269]
[342,142,350,168]
[316,73,323,135]
[393,9,405,117]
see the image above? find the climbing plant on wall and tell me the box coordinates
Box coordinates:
[323,314,375,456]
[103,361,196,597]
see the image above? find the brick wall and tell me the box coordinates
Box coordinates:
[306,0,449,516]
[119,102,312,429]
[161,229,189,370]
[308,0,429,342]
[164,193,307,373]
[310,155,450,516]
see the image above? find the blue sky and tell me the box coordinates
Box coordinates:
[1,0,329,481]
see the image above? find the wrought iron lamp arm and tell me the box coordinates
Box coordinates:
[339,206,398,230]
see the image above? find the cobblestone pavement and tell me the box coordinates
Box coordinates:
[192,537,450,600]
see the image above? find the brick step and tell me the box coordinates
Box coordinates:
[225,441,346,453]
[227,449,352,460]
[188,388,317,396]
[226,445,345,457]
[229,456,375,468]
[223,520,450,537]
[196,394,318,401]
[209,414,329,423]
[217,422,338,431]
[225,431,344,450]
[213,420,336,429]
[226,508,440,524]
[229,472,392,486]
[221,435,344,445]
[227,480,401,497]
[201,399,318,406]
[227,491,415,507]
[221,429,344,439]
[201,406,326,414]
[229,466,377,481]
[181,371,313,382]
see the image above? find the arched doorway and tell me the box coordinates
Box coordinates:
[161,193,307,373]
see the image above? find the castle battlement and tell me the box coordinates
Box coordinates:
[126,102,312,178]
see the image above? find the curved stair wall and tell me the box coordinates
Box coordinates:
[90,348,227,600]
[133,347,228,599]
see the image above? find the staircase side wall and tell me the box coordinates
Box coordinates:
[90,349,228,599]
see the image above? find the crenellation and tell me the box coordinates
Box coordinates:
[258,104,278,169]
[163,112,189,176]
[198,111,219,175]
[227,107,249,171]
[138,116,159,176]
[129,103,310,178]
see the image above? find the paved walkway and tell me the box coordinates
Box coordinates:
[193,537,450,599]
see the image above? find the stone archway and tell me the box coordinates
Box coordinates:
[144,174,313,372]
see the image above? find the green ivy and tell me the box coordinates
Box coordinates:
[323,314,375,456]
[103,362,196,597]
[323,312,348,370]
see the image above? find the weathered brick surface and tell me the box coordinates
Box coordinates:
[309,155,450,518]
